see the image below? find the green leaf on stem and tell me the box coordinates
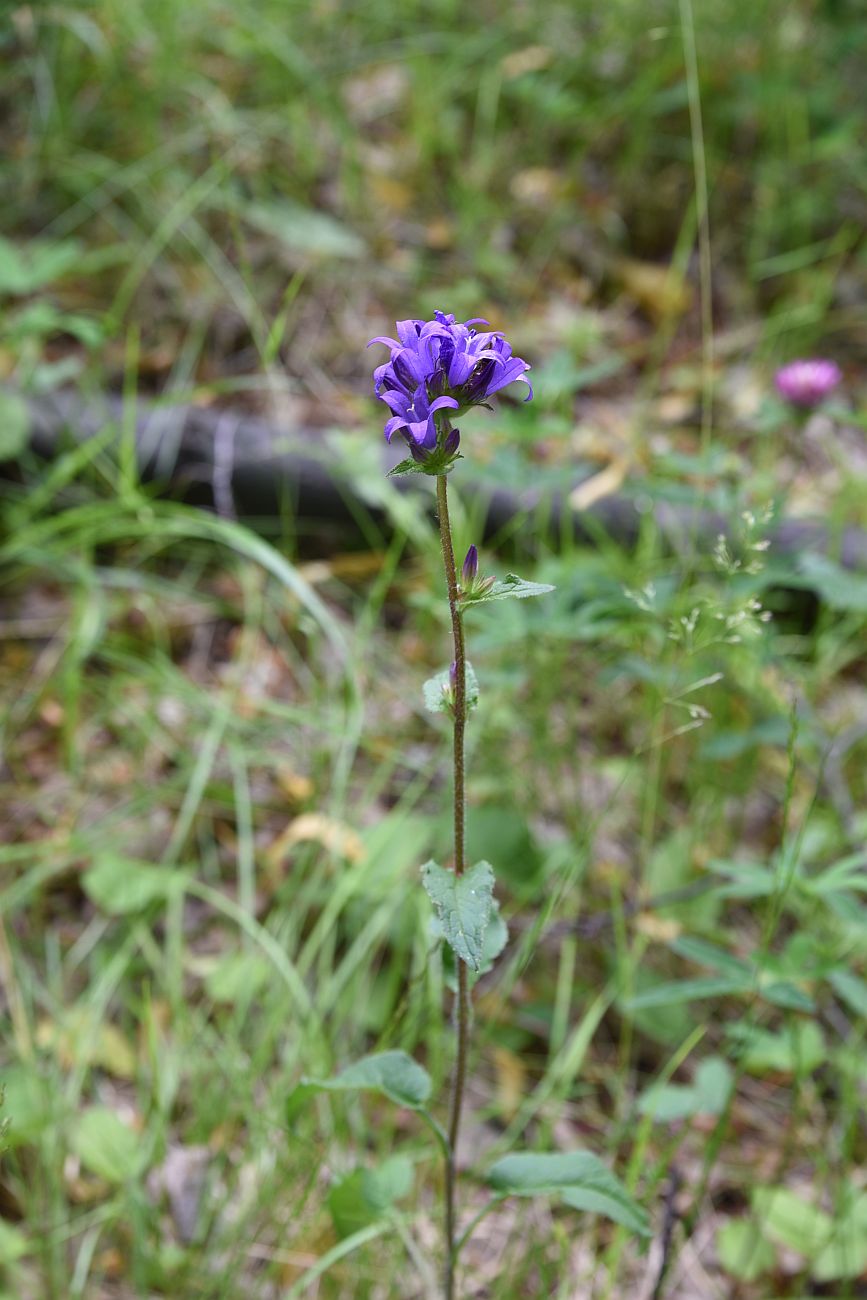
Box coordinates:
[421,859,495,971]
[422,661,479,714]
[434,896,508,989]
[286,1051,432,1121]
[486,1151,651,1237]
[464,572,555,605]
[387,452,463,478]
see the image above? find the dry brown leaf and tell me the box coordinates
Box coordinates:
[492,1046,527,1121]
[266,813,365,872]
[613,258,692,322]
[500,45,554,78]
[36,1014,137,1079]
[635,913,682,943]
[569,456,628,511]
[275,765,314,804]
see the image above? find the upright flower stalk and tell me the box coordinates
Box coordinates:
[368,313,535,1291]
[435,462,469,1298]
[287,313,647,1298]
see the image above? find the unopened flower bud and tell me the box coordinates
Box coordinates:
[462,545,478,584]
[444,427,461,456]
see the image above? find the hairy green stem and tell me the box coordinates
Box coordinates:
[436,470,469,1300]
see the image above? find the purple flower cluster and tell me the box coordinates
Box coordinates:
[368,311,532,463]
[775,358,841,407]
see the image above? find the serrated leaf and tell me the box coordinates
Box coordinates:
[469,572,555,605]
[486,1151,651,1238]
[70,1106,143,1184]
[83,855,185,915]
[434,897,508,989]
[421,859,494,970]
[286,1051,431,1122]
[422,662,479,714]
[716,1219,775,1282]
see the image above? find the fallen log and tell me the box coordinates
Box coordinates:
[20,388,867,576]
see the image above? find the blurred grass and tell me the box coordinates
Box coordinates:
[1,0,867,1297]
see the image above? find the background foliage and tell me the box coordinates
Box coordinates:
[1,0,866,1296]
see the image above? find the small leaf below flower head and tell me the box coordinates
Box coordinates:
[421,859,495,970]
[468,573,555,604]
[422,662,479,714]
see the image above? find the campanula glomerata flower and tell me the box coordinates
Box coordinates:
[368,311,532,465]
[775,359,842,407]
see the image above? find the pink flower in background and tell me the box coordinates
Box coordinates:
[775,358,842,407]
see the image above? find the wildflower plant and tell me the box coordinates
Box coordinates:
[288,313,651,1297]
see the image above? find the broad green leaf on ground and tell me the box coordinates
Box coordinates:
[752,1186,867,1281]
[797,554,867,613]
[757,978,815,1012]
[0,393,29,461]
[70,1106,143,1183]
[731,1021,825,1076]
[625,975,749,1010]
[243,201,364,259]
[639,1056,733,1122]
[327,1156,414,1239]
[0,236,84,295]
[668,936,752,978]
[423,662,479,714]
[705,859,776,900]
[83,855,185,915]
[717,1219,775,1282]
[422,859,495,970]
[828,967,867,1016]
[0,1220,29,1265]
[0,1066,53,1146]
[486,1151,651,1237]
[803,850,867,896]
[468,573,555,605]
[287,1051,431,1122]
[203,951,272,1003]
